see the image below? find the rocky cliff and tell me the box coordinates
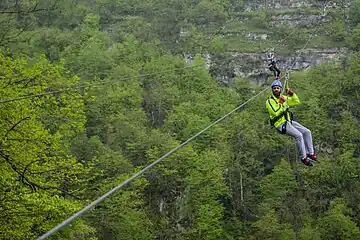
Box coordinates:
[210,48,347,86]
[208,0,351,85]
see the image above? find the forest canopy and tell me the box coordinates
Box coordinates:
[0,0,360,239]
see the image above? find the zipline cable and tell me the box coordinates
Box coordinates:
[37,3,334,239]
[37,84,270,240]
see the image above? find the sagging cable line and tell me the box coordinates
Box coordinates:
[36,84,270,240]
[37,2,334,239]
[36,15,321,238]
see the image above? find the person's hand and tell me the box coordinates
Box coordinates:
[286,88,294,96]
[279,96,286,104]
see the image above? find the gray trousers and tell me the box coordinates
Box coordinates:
[277,121,314,160]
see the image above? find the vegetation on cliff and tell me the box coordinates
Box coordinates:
[0,0,360,239]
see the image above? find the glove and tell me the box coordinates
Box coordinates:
[278,96,286,104]
[286,88,294,96]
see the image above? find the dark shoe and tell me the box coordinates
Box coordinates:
[302,158,313,166]
[307,154,317,161]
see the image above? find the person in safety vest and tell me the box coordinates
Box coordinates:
[267,53,281,80]
[266,80,317,166]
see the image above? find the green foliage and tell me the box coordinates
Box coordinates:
[348,24,360,50]
[0,52,94,239]
[259,159,298,209]
[0,1,359,240]
[318,198,360,240]
[87,176,154,240]
[349,0,360,27]
[186,150,228,240]
[228,0,244,12]
[186,0,228,27]
[252,209,295,240]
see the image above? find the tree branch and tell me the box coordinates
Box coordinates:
[1,116,31,144]
[0,1,59,45]
[0,150,82,199]
[0,1,58,14]
[0,151,36,191]
[0,0,20,13]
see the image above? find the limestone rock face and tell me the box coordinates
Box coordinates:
[243,0,313,11]
[208,48,346,86]
[206,0,351,85]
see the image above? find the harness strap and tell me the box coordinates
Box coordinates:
[278,121,287,134]
[269,111,285,126]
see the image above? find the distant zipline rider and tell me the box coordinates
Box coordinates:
[267,52,281,80]
[266,80,317,166]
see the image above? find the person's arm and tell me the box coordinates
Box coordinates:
[266,98,284,118]
[286,89,300,106]
[267,57,272,66]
